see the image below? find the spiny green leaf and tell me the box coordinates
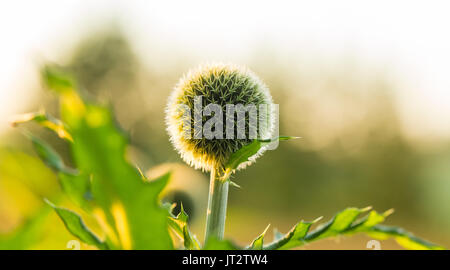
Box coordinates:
[167,204,201,250]
[224,140,260,173]
[264,217,322,250]
[53,91,171,249]
[224,136,299,175]
[345,209,393,233]
[45,200,107,250]
[262,207,444,250]
[343,209,444,249]
[21,132,92,211]
[249,224,270,250]
[305,207,371,241]
[182,226,200,251]
[70,105,172,249]
[11,111,72,142]
[367,225,445,250]
[27,134,90,210]
[37,68,173,249]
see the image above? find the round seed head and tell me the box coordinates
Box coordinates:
[166,63,275,172]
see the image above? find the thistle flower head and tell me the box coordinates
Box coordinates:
[166,63,275,173]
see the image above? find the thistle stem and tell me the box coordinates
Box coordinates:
[204,168,229,243]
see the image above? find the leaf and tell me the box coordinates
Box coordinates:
[262,207,444,250]
[367,225,445,250]
[146,172,172,199]
[39,67,174,249]
[223,136,299,177]
[28,135,75,174]
[248,224,271,250]
[167,204,201,250]
[40,70,173,249]
[203,236,238,250]
[26,134,91,210]
[32,67,173,249]
[45,200,107,250]
[305,207,371,241]
[58,172,92,210]
[345,209,393,233]
[19,131,91,211]
[11,111,72,142]
[264,217,322,250]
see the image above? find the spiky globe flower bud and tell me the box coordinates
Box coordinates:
[166,63,275,173]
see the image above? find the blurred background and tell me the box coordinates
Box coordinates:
[1,0,449,249]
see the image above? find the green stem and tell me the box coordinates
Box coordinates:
[204,168,229,243]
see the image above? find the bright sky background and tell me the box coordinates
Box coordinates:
[1,0,449,141]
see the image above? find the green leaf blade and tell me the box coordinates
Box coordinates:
[46,200,107,250]
[167,204,201,250]
[11,112,73,142]
[249,224,270,250]
[224,136,299,175]
[29,135,75,174]
[262,207,444,250]
[57,98,172,249]
[58,172,92,210]
[368,225,445,250]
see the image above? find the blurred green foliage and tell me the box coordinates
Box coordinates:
[31,67,173,249]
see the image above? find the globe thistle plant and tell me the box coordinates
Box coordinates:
[166,63,276,242]
[166,63,275,173]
